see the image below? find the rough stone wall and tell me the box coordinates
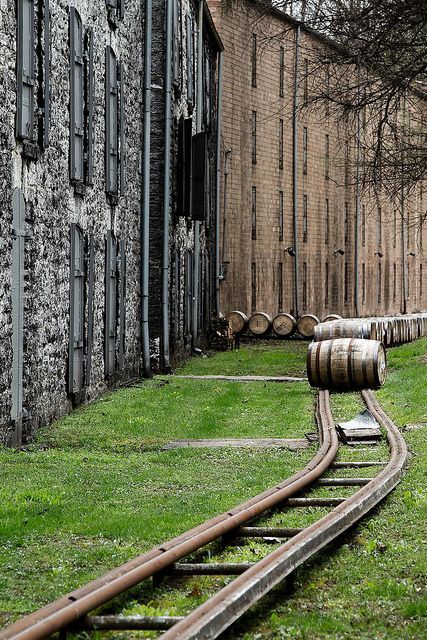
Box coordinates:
[150,0,220,366]
[0,1,15,440]
[209,0,427,320]
[0,0,143,443]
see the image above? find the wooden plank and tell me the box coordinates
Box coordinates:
[162,438,310,450]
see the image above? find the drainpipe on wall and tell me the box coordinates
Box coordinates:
[401,97,407,314]
[141,0,152,376]
[160,0,174,372]
[10,188,27,448]
[292,26,301,318]
[192,0,204,347]
[221,148,231,267]
[354,73,361,317]
[215,50,224,317]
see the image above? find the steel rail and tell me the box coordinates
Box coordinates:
[160,390,407,640]
[1,391,338,640]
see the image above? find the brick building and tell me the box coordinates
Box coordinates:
[0,0,223,445]
[208,0,426,321]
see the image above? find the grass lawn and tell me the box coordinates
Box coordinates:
[0,341,314,626]
[0,338,426,640]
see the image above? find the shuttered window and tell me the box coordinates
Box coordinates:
[279,119,284,169]
[177,116,193,216]
[105,46,119,195]
[84,28,94,185]
[70,9,84,183]
[303,127,308,174]
[119,62,126,194]
[192,132,207,221]
[105,231,117,376]
[277,262,283,312]
[251,111,257,164]
[68,224,84,394]
[279,47,284,98]
[186,14,194,104]
[203,52,211,129]
[42,0,50,147]
[118,239,126,370]
[85,232,95,386]
[106,0,124,24]
[251,186,256,240]
[251,263,257,312]
[344,202,349,244]
[303,194,308,242]
[173,0,181,90]
[16,0,35,140]
[325,198,330,244]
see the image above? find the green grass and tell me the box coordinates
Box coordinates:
[176,340,308,377]
[1,337,426,639]
[0,340,313,626]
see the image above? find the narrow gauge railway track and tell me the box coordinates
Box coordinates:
[1,390,407,640]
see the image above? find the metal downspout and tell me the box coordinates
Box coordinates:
[141,0,152,376]
[354,76,361,317]
[215,50,224,317]
[161,0,174,372]
[401,97,407,313]
[192,0,203,347]
[292,26,301,318]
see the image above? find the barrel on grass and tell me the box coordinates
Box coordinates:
[272,313,296,338]
[314,319,373,342]
[249,312,272,337]
[226,310,249,335]
[322,314,342,322]
[307,338,387,391]
[297,314,319,339]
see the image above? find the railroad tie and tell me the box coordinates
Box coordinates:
[167,562,255,576]
[317,477,373,486]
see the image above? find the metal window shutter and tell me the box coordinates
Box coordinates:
[85,232,95,386]
[183,117,193,216]
[16,0,35,140]
[186,14,194,104]
[105,46,119,195]
[118,239,126,370]
[192,132,207,221]
[69,9,84,182]
[203,52,211,129]
[172,0,181,88]
[106,0,117,8]
[119,62,126,194]
[105,231,117,376]
[43,0,50,146]
[68,224,84,394]
[85,27,94,185]
[118,0,125,19]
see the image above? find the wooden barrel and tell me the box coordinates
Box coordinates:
[322,314,342,322]
[248,312,272,336]
[272,313,296,337]
[307,338,387,390]
[314,319,373,342]
[225,310,249,335]
[297,314,319,338]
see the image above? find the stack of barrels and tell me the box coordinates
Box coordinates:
[225,311,343,340]
[307,311,427,391]
[225,309,426,391]
[313,312,427,348]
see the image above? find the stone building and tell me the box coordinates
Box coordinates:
[0,0,223,445]
[207,0,427,321]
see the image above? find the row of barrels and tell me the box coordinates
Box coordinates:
[226,311,341,339]
[308,311,427,390]
[314,312,427,347]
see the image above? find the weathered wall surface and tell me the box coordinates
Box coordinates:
[0,1,15,440]
[209,0,427,321]
[0,0,221,444]
[0,0,143,444]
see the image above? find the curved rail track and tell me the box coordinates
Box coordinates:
[0,389,407,640]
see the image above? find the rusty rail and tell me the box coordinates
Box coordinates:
[0,391,337,640]
[159,389,407,639]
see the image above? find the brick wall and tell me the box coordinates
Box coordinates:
[209,0,427,321]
